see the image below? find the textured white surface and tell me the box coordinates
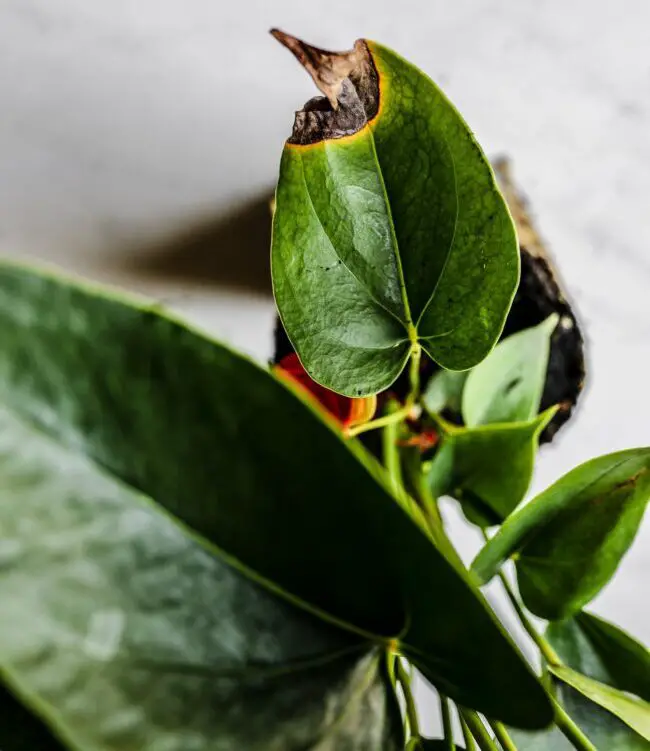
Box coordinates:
[1,0,648,737]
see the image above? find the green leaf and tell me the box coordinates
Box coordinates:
[510,618,650,750]
[427,409,555,526]
[271,33,519,396]
[471,449,650,619]
[549,665,650,741]
[462,315,558,427]
[0,402,402,750]
[548,612,650,701]
[0,261,552,729]
[423,370,468,416]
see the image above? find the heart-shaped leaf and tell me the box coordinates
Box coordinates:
[471,449,650,619]
[549,665,650,741]
[428,409,555,526]
[0,402,402,750]
[0,262,552,729]
[548,612,650,701]
[271,32,519,396]
[462,315,558,427]
[510,618,650,750]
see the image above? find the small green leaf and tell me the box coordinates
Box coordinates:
[271,33,519,396]
[471,449,650,620]
[423,370,468,416]
[0,262,552,729]
[548,612,650,701]
[549,665,650,741]
[510,618,650,750]
[427,409,555,526]
[462,315,558,427]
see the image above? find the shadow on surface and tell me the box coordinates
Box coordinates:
[120,193,274,296]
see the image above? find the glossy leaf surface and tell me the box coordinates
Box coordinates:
[510,619,650,750]
[0,262,551,729]
[471,449,650,619]
[462,315,558,427]
[0,404,402,750]
[272,34,519,396]
[428,409,554,526]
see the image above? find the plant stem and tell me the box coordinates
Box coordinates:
[552,695,598,751]
[439,694,455,750]
[489,720,518,751]
[382,403,405,497]
[408,342,422,405]
[347,404,413,437]
[396,656,421,741]
[460,710,499,751]
[495,567,562,666]
[460,714,478,751]
[480,530,562,666]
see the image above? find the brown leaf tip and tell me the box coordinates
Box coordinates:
[270,29,379,145]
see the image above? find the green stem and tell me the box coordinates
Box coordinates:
[439,694,455,750]
[460,714,478,751]
[489,720,518,751]
[480,531,561,666]
[495,568,562,666]
[407,342,422,405]
[396,657,421,741]
[460,710,499,751]
[347,404,413,437]
[552,695,598,751]
[382,403,405,497]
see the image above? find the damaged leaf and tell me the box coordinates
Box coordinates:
[271,31,518,396]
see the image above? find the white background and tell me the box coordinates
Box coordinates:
[1,0,648,737]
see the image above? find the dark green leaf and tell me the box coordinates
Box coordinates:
[423,370,468,416]
[510,618,650,750]
[271,34,518,396]
[462,315,558,427]
[549,665,650,741]
[471,449,650,619]
[427,409,555,526]
[0,402,402,750]
[0,262,551,729]
[548,612,650,701]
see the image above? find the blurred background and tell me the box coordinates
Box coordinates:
[1,0,648,735]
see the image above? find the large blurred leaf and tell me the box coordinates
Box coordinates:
[549,665,650,741]
[462,315,558,427]
[427,409,555,526]
[271,33,518,396]
[510,619,650,750]
[0,404,402,750]
[471,449,650,619]
[0,262,551,729]
[548,612,650,701]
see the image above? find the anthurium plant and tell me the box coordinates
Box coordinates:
[0,30,648,751]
